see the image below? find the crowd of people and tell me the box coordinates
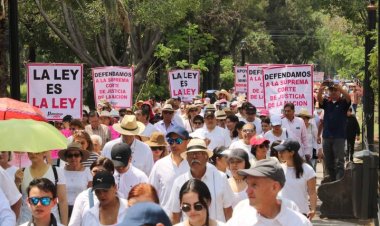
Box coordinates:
[0,80,361,226]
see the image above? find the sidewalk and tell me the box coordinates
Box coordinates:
[311,142,376,226]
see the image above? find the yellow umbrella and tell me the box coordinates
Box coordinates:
[0,119,67,153]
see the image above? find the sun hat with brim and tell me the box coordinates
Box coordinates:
[194,100,203,106]
[186,104,198,113]
[297,108,313,118]
[204,110,215,118]
[250,136,270,146]
[273,138,300,153]
[215,110,227,120]
[92,171,115,191]
[238,159,285,187]
[204,104,216,112]
[112,115,145,136]
[270,115,282,126]
[145,131,168,147]
[181,138,213,159]
[162,104,175,112]
[58,142,90,162]
[121,202,172,226]
[216,89,232,101]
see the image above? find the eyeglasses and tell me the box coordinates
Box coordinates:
[181,202,204,212]
[66,153,81,158]
[242,129,254,133]
[28,197,53,206]
[151,147,164,151]
[167,137,184,145]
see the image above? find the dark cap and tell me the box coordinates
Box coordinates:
[166,126,190,139]
[228,148,251,169]
[246,105,257,114]
[92,171,115,190]
[273,138,300,152]
[121,202,172,226]
[204,110,215,118]
[62,115,73,123]
[238,159,285,187]
[111,143,132,167]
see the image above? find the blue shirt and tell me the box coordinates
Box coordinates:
[321,98,351,138]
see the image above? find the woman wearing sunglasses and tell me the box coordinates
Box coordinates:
[145,132,169,162]
[20,178,64,226]
[72,130,99,168]
[175,179,224,226]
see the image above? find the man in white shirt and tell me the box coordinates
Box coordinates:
[148,126,190,215]
[154,104,179,136]
[191,111,231,150]
[242,105,262,134]
[169,138,234,223]
[0,188,16,226]
[102,115,154,176]
[0,166,21,219]
[226,159,311,226]
[229,123,256,160]
[110,143,148,197]
[135,109,158,137]
[281,103,311,160]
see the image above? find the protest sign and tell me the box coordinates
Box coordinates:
[234,66,247,94]
[246,64,266,109]
[92,67,134,108]
[27,63,83,120]
[168,69,200,102]
[263,65,313,115]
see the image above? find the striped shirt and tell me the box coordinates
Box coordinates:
[82,152,99,168]
[85,124,111,147]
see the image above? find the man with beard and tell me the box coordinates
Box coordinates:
[168,138,234,224]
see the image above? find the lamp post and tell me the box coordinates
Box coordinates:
[240,40,247,66]
[363,0,376,151]
[8,0,20,100]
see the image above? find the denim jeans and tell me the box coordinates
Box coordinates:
[323,138,345,181]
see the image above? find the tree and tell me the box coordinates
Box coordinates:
[0,0,8,97]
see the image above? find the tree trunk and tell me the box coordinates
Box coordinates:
[0,14,8,97]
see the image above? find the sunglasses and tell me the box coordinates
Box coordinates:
[181,202,204,212]
[167,137,184,145]
[66,153,81,158]
[151,147,164,151]
[28,197,53,206]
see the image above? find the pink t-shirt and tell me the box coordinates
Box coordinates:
[60,128,72,138]
[109,125,120,140]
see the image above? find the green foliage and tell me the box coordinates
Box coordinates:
[219,57,234,89]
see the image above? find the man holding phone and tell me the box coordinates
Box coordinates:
[317,80,351,181]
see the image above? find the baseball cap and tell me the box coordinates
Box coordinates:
[228,148,251,169]
[111,143,132,167]
[204,110,215,118]
[121,202,172,226]
[166,126,190,139]
[270,115,282,126]
[250,136,270,146]
[92,171,115,191]
[273,138,300,152]
[246,105,257,114]
[238,158,286,187]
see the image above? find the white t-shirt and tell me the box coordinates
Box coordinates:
[0,166,21,207]
[231,188,248,208]
[117,165,148,198]
[281,117,311,157]
[19,166,66,225]
[226,198,311,226]
[0,188,16,226]
[154,120,177,137]
[279,163,316,214]
[81,197,128,226]
[229,139,254,160]
[102,138,154,176]
[5,165,18,181]
[191,126,231,150]
[168,164,234,222]
[140,123,158,137]
[174,220,225,226]
[241,117,262,135]
[148,155,189,215]
[64,168,92,205]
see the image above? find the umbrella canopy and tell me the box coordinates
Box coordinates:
[0,119,67,153]
[0,97,46,121]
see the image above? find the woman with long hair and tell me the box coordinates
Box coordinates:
[225,115,239,140]
[275,138,317,220]
[72,130,99,167]
[145,132,169,162]
[175,179,224,226]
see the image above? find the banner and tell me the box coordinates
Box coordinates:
[234,66,247,93]
[168,69,200,102]
[92,67,134,109]
[27,63,83,121]
[246,64,266,109]
[263,65,313,115]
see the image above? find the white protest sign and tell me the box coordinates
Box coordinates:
[263,65,313,115]
[234,66,247,93]
[246,64,266,109]
[27,63,83,120]
[92,67,134,108]
[168,69,200,102]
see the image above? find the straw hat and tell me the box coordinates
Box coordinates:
[186,104,198,113]
[181,138,213,159]
[145,132,168,147]
[297,108,313,118]
[162,104,175,112]
[216,89,232,101]
[58,142,90,162]
[112,115,145,136]
[215,110,227,120]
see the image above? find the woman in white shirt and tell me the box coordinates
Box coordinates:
[81,171,128,226]
[275,138,317,220]
[58,142,92,218]
[226,149,250,208]
[174,179,225,226]
[263,115,289,148]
